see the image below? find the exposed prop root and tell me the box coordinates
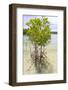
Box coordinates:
[30,46,51,73]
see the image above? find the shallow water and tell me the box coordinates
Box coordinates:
[23,34,57,74]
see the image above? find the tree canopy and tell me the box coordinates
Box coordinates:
[26,17,51,46]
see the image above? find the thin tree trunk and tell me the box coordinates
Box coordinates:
[39,45,43,73]
[34,44,38,67]
[40,45,42,61]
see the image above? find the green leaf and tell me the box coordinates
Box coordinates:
[25,17,51,46]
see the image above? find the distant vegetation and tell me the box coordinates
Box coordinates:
[23,28,57,35]
[23,28,28,35]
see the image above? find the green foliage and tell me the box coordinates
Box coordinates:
[26,17,51,46]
